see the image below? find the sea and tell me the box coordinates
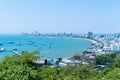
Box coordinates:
[0,34,91,59]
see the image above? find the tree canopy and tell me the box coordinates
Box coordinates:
[0,51,119,80]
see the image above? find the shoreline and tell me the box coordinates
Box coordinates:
[84,38,99,44]
[27,35,99,44]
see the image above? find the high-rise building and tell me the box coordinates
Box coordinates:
[110,43,120,51]
[87,31,94,39]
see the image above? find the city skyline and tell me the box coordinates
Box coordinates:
[0,0,120,34]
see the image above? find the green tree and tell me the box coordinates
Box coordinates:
[69,54,82,61]
[95,53,116,65]
[71,65,97,80]
[113,56,120,68]
[0,51,40,80]
[37,65,60,80]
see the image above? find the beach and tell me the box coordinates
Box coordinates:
[82,38,98,44]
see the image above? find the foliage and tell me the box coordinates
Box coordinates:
[0,51,120,80]
[71,65,97,80]
[69,54,82,61]
[95,53,116,65]
[113,56,120,68]
[0,51,39,80]
[37,65,60,80]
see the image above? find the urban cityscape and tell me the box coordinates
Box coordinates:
[24,31,120,54]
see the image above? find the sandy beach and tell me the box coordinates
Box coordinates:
[81,38,98,44]
[85,39,98,44]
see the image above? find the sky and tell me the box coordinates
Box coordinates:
[0,0,120,34]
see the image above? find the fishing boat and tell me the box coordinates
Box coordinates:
[12,48,18,51]
[0,48,5,52]
[27,40,35,45]
[16,43,21,46]
[6,41,14,44]
[11,50,21,56]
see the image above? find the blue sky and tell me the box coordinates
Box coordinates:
[0,0,120,34]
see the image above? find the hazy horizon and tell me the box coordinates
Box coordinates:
[0,0,120,34]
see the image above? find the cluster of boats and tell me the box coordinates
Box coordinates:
[0,41,17,52]
[0,40,53,57]
[0,47,21,56]
[0,41,21,56]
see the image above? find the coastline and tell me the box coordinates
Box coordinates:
[76,37,99,44]
[85,39,98,44]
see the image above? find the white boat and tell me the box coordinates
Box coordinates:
[12,48,18,51]
[0,48,5,52]
[11,50,21,56]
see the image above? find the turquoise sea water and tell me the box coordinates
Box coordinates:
[0,34,91,59]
